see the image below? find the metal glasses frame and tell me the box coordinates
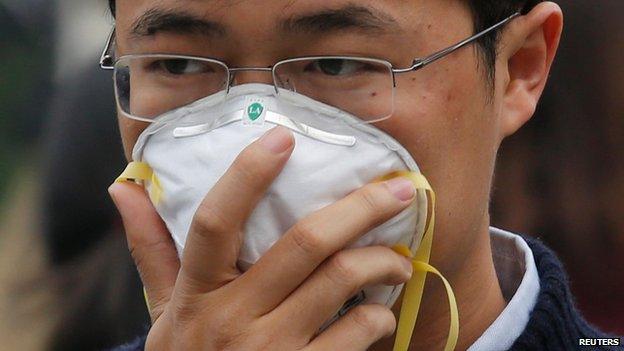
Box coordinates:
[100,11,520,85]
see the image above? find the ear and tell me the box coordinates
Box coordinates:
[496,2,563,139]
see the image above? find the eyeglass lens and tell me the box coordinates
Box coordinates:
[114,56,395,122]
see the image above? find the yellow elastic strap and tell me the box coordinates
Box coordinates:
[143,287,151,316]
[392,251,460,351]
[115,162,163,204]
[379,171,458,351]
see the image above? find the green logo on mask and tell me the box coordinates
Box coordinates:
[247,103,264,121]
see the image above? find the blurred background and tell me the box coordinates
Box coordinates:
[0,0,622,350]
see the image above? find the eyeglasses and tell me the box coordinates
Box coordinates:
[100,12,519,123]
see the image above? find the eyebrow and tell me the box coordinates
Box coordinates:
[129,4,399,40]
[130,8,227,38]
[280,4,400,35]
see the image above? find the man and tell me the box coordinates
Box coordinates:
[104,0,617,350]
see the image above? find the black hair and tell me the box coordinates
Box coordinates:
[106,0,542,81]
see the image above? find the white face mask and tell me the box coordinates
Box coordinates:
[118,83,458,349]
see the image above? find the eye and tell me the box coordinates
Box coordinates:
[156,59,213,75]
[306,59,367,76]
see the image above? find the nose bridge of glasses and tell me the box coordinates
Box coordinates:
[229,67,275,87]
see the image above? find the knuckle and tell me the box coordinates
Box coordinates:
[350,305,396,337]
[289,220,327,257]
[350,305,382,334]
[192,203,237,235]
[128,246,146,271]
[148,286,172,307]
[383,247,412,278]
[324,252,358,287]
[149,303,167,323]
[128,239,170,274]
[357,185,386,215]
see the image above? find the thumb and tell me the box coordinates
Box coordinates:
[109,181,180,323]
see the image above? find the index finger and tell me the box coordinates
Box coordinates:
[180,127,294,294]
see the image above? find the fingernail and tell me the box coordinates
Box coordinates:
[259,127,293,154]
[401,257,414,277]
[385,177,415,202]
[108,183,122,207]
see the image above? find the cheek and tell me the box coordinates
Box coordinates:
[376,57,499,256]
[384,60,492,171]
[118,112,150,161]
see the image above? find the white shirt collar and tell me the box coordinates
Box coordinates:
[467,227,541,351]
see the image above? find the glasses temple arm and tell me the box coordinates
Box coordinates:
[100,27,116,70]
[394,12,520,74]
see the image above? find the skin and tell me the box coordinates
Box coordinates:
[108,0,563,349]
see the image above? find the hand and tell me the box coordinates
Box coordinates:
[109,126,416,351]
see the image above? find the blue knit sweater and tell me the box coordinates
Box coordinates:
[509,237,621,350]
[112,237,622,350]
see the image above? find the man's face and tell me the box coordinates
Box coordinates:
[115,0,508,270]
